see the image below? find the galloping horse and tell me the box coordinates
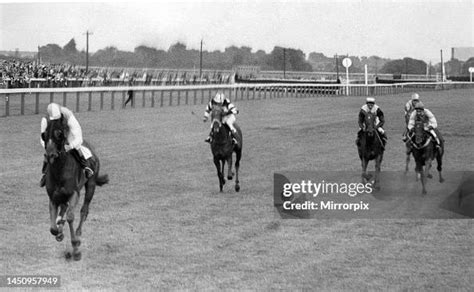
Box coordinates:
[44,117,109,260]
[357,111,385,190]
[210,105,243,192]
[407,119,444,194]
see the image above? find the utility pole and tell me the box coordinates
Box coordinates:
[374,57,378,77]
[283,48,286,79]
[84,30,93,74]
[405,58,408,79]
[199,39,203,81]
[37,45,41,64]
[440,49,444,82]
[429,61,432,79]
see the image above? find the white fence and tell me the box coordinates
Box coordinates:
[1,82,473,117]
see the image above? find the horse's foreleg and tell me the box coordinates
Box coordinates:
[426,157,433,179]
[227,155,233,180]
[214,157,224,192]
[361,159,369,183]
[405,148,411,173]
[235,150,241,192]
[421,167,427,194]
[55,203,68,242]
[49,200,59,236]
[67,191,81,260]
[374,155,382,190]
[76,182,96,237]
[437,149,444,183]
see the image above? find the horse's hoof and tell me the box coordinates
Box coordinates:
[50,227,59,236]
[439,178,445,183]
[56,233,64,242]
[427,174,433,179]
[76,229,82,237]
[227,175,233,180]
[235,184,240,192]
[73,251,82,261]
[72,239,81,247]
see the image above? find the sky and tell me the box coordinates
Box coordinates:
[0,0,473,63]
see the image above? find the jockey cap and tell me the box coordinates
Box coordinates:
[213,92,225,104]
[414,101,424,110]
[411,93,420,101]
[366,97,375,104]
[47,103,61,120]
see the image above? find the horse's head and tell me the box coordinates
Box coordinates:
[211,105,224,134]
[44,117,69,164]
[363,112,376,137]
[411,118,430,147]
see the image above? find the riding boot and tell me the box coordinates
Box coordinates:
[355,130,362,147]
[402,128,408,142]
[205,131,213,143]
[71,149,94,178]
[39,160,47,187]
[83,158,95,178]
[231,129,239,145]
[381,132,388,145]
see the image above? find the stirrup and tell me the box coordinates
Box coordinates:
[232,138,238,144]
[84,167,94,178]
[204,137,212,143]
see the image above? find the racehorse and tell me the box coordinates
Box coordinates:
[357,111,385,190]
[44,117,109,260]
[407,119,444,194]
[210,105,243,192]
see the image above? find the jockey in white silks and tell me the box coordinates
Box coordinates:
[203,92,239,144]
[39,103,94,187]
[407,101,442,147]
[402,93,421,141]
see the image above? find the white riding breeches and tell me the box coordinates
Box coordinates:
[223,114,236,132]
[78,145,93,160]
[211,114,237,132]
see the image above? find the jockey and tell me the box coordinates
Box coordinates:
[407,101,442,147]
[39,103,94,187]
[402,93,421,141]
[405,93,421,124]
[356,97,387,146]
[203,92,239,144]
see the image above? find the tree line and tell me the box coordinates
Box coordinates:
[24,38,474,76]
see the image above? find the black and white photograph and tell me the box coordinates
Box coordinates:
[1,0,473,290]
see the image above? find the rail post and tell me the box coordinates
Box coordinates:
[5,94,9,116]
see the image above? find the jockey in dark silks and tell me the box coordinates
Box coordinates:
[39,103,94,187]
[356,97,387,147]
[203,92,240,144]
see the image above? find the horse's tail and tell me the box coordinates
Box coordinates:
[95,174,109,186]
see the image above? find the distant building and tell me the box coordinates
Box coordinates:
[451,47,474,61]
[0,50,36,58]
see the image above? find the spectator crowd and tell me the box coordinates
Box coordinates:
[0,58,234,89]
